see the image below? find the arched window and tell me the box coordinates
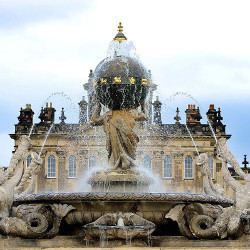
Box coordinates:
[164,155,172,178]
[184,156,193,179]
[26,155,32,167]
[48,155,56,178]
[68,155,76,178]
[208,156,214,177]
[88,156,96,169]
[143,155,152,169]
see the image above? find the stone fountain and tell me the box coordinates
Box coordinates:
[1,23,250,248]
[89,54,152,193]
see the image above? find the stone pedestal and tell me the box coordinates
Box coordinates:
[88,169,152,192]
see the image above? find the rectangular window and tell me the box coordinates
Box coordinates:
[68,155,76,178]
[48,155,56,178]
[164,156,172,178]
[184,156,193,179]
[208,156,214,178]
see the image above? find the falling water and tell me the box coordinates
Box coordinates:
[207,119,218,145]
[44,91,78,113]
[38,123,54,158]
[28,91,77,139]
[28,124,35,138]
[185,124,200,157]
[206,118,226,158]
[117,217,125,227]
[147,229,152,247]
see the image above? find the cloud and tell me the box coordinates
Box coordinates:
[149,54,250,100]
[0,0,93,29]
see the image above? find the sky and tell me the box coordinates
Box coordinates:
[0,0,250,166]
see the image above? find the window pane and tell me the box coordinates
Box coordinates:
[164,155,172,178]
[208,156,213,176]
[68,155,76,178]
[48,155,56,178]
[89,156,96,169]
[185,156,193,178]
[26,155,32,167]
[143,155,152,169]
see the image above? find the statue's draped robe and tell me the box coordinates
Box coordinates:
[91,105,146,170]
[103,110,139,169]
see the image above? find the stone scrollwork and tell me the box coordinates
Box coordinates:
[166,203,243,239]
[164,142,250,240]
[0,203,75,238]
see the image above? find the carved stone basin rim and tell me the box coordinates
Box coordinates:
[83,225,154,239]
[14,192,234,206]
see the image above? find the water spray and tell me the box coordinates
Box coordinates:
[38,123,54,159]
[185,124,200,158]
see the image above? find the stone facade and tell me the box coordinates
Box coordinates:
[10,92,236,199]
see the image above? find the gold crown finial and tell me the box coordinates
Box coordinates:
[113,22,127,43]
[118,22,123,33]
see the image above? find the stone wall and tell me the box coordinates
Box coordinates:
[11,126,235,198]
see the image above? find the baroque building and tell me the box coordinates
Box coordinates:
[9,24,245,198]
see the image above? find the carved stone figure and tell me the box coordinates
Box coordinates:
[164,141,250,239]
[15,152,42,195]
[196,153,224,196]
[163,138,250,239]
[0,135,31,218]
[216,138,250,210]
[91,100,147,170]
[0,135,46,239]
[217,138,250,181]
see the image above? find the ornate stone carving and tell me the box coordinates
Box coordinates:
[0,203,75,238]
[196,153,224,196]
[0,136,32,218]
[83,212,155,240]
[15,152,42,195]
[15,192,233,205]
[217,138,250,181]
[166,203,243,239]
[91,103,147,170]
[153,151,164,160]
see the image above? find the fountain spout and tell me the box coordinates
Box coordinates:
[117,215,125,227]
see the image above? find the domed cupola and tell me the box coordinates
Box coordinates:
[94,23,151,110]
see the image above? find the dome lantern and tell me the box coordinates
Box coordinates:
[113,22,127,43]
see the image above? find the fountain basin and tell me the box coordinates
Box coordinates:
[83,212,156,240]
[14,192,233,226]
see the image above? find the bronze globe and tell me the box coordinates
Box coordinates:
[94,56,150,110]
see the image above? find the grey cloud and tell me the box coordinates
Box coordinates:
[0,0,93,29]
